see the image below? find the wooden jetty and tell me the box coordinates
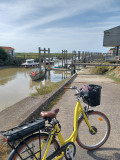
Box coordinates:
[66,62,120,67]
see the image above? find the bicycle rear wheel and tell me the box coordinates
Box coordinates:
[76,111,110,150]
[8,133,60,160]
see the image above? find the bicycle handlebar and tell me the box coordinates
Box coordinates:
[64,86,81,96]
[64,86,88,98]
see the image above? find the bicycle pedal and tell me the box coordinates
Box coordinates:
[46,142,76,159]
[65,142,76,160]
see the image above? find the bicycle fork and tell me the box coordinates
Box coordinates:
[82,110,96,134]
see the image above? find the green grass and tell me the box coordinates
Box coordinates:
[15,52,72,60]
[31,80,66,96]
[91,66,109,74]
[106,70,120,83]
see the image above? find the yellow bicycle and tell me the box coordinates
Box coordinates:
[1,84,110,160]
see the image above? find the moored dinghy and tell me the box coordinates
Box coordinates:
[30,68,46,81]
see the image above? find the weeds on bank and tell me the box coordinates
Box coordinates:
[91,66,109,74]
[106,69,120,83]
[91,66,120,83]
[31,80,66,96]
[0,141,11,160]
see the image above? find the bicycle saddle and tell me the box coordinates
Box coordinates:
[40,108,59,118]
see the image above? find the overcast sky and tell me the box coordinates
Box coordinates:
[0,0,120,53]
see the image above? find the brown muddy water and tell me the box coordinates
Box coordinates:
[0,67,71,112]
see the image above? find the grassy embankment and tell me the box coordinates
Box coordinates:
[91,66,120,83]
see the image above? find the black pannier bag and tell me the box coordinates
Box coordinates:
[80,84,102,107]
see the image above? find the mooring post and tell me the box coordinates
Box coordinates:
[74,51,76,63]
[78,51,80,61]
[38,47,41,70]
[82,51,84,62]
[62,50,63,67]
[44,48,46,70]
[72,51,73,64]
[116,46,119,56]
[66,50,67,64]
[48,48,50,69]
[63,50,66,67]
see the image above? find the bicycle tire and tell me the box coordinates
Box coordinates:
[76,111,110,150]
[8,133,60,160]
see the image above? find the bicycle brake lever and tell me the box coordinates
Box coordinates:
[71,86,77,89]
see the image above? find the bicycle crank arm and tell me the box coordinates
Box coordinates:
[46,142,75,160]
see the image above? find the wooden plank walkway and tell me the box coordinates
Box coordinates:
[66,63,120,67]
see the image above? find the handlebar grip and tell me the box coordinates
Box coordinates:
[74,93,80,96]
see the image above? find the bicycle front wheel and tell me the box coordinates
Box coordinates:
[8,133,60,160]
[76,111,110,150]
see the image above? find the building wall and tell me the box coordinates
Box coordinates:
[4,48,14,57]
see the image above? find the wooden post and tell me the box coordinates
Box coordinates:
[84,52,86,63]
[116,46,119,56]
[66,50,67,65]
[62,50,63,67]
[38,47,41,70]
[72,51,74,64]
[78,51,80,61]
[48,48,50,69]
[44,48,46,70]
[74,51,76,63]
[82,51,84,62]
[63,50,66,67]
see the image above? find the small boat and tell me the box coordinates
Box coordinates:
[54,65,62,68]
[30,68,45,81]
[45,58,54,65]
[53,57,59,62]
[21,59,39,68]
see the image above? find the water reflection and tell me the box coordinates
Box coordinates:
[0,68,17,85]
[0,67,71,112]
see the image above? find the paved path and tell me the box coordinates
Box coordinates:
[52,68,120,160]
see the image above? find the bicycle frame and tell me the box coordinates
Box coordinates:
[39,100,95,160]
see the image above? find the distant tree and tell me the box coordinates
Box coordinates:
[0,47,9,61]
[0,47,13,66]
